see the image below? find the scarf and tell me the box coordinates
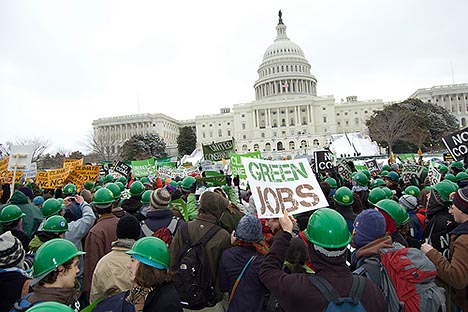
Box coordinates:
[30,285,80,309]
[126,285,154,311]
[233,240,269,255]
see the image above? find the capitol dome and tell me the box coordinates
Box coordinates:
[254,11,317,100]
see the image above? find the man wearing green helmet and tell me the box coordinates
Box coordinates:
[62,184,83,223]
[29,215,68,253]
[382,171,402,198]
[0,204,30,252]
[332,186,358,232]
[13,239,84,311]
[375,199,410,247]
[260,209,386,311]
[352,172,370,210]
[121,181,145,220]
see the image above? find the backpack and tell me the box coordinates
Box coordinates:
[91,291,135,312]
[11,293,35,312]
[308,275,367,312]
[174,222,221,310]
[355,247,446,312]
[141,217,179,246]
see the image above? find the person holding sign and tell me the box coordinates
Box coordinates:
[259,208,386,311]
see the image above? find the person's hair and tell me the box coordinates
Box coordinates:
[1,218,21,230]
[38,257,75,286]
[285,237,308,273]
[419,189,430,208]
[95,206,113,214]
[319,182,330,197]
[134,262,173,288]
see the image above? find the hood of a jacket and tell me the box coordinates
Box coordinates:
[9,191,29,205]
[451,220,468,236]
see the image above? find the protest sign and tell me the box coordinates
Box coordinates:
[314,150,333,175]
[63,159,83,171]
[400,164,425,185]
[365,159,379,174]
[113,161,132,176]
[230,151,262,179]
[442,127,468,161]
[0,157,24,184]
[156,157,177,168]
[47,168,69,188]
[36,171,50,189]
[66,165,100,187]
[202,139,234,161]
[337,159,353,183]
[427,164,441,185]
[23,162,37,179]
[241,157,328,218]
[168,198,188,220]
[443,153,454,162]
[131,158,157,177]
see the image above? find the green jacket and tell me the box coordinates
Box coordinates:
[28,234,44,252]
[185,193,198,221]
[0,191,44,238]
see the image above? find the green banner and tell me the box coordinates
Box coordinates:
[202,139,234,161]
[168,198,188,220]
[156,157,177,168]
[398,154,415,162]
[229,151,262,179]
[131,158,157,177]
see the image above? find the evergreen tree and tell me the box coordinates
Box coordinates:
[177,126,197,157]
[120,133,167,161]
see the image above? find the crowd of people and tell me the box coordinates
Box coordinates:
[0,159,467,311]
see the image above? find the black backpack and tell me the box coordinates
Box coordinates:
[174,222,221,310]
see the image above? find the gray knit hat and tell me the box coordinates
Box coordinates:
[150,188,171,209]
[235,215,263,242]
[399,195,418,211]
[0,231,25,269]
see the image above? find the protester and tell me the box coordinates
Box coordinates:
[62,184,82,222]
[121,181,145,220]
[0,231,30,312]
[352,172,370,210]
[219,214,268,312]
[90,214,141,303]
[399,194,423,244]
[332,186,356,232]
[0,204,30,253]
[260,208,386,311]
[422,187,468,311]
[375,199,409,247]
[29,215,68,253]
[32,196,44,209]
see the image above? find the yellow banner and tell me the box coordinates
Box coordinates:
[63,158,84,171]
[47,168,69,189]
[0,157,24,184]
[66,165,100,188]
[36,171,50,189]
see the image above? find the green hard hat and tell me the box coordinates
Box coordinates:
[94,185,102,191]
[83,181,94,190]
[381,187,394,199]
[105,174,114,183]
[381,164,391,171]
[41,198,63,218]
[384,171,399,183]
[26,301,74,312]
[376,199,409,227]
[303,208,351,249]
[130,181,145,196]
[456,172,468,182]
[353,172,369,186]
[141,190,152,204]
[380,170,389,177]
[181,176,196,192]
[368,188,387,206]
[0,205,25,223]
[333,186,354,206]
[118,176,128,185]
[370,178,386,189]
[451,161,464,170]
[115,181,125,192]
[62,184,77,196]
[444,173,456,182]
[360,170,371,180]
[99,176,106,185]
[140,177,150,184]
[438,164,448,174]
[169,180,178,188]
[43,215,68,233]
[93,188,115,206]
[126,236,169,269]
[33,238,85,281]
[402,185,420,198]
[325,177,337,189]
[105,182,122,200]
[433,181,458,203]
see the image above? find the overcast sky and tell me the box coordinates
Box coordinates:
[1,0,467,153]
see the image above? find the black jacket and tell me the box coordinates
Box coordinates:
[143,282,182,312]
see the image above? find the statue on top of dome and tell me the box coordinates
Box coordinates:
[278,10,283,24]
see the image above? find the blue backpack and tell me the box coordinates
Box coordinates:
[308,275,367,312]
[11,293,37,312]
[92,291,135,312]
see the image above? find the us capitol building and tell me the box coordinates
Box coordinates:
[92,12,468,160]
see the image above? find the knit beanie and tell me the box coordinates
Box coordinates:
[33,196,45,206]
[18,187,34,201]
[353,209,386,247]
[399,195,418,211]
[235,215,263,242]
[0,231,25,269]
[452,187,468,214]
[150,189,171,209]
[116,215,141,240]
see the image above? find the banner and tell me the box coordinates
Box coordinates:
[365,159,379,174]
[46,168,69,188]
[230,151,262,179]
[131,158,157,177]
[241,157,328,218]
[442,127,468,161]
[314,151,333,175]
[169,198,188,220]
[337,159,353,183]
[63,158,84,171]
[0,157,24,184]
[202,139,234,161]
[113,161,132,176]
[36,171,50,189]
[400,164,425,185]
[156,157,177,168]
[443,153,454,162]
[23,162,37,179]
[427,164,441,185]
[66,165,100,187]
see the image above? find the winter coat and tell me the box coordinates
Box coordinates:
[0,268,30,312]
[0,191,43,238]
[90,238,134,303]
[259,231,386,312]
[408,210,424,242]
[144,209,184,233]
[424,204,457,258]
[426,221,468,312]
[83,214,119,294]
[142,282,183,312]
[169,213,231,301]
[121,196,143,218]
[219,246,267,312]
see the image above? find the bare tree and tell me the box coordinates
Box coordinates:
[81,131,118,162]
[4,137,50,162]
[366,106,416,154]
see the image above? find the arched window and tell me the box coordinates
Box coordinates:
[313,139,319,147]
[462,118,466,127]
[277,141,284,151]
[289,141,295,150]
[254,144,259,151]
[242,144,248,151]
[265,143,272,151]
[300,140,307,148]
